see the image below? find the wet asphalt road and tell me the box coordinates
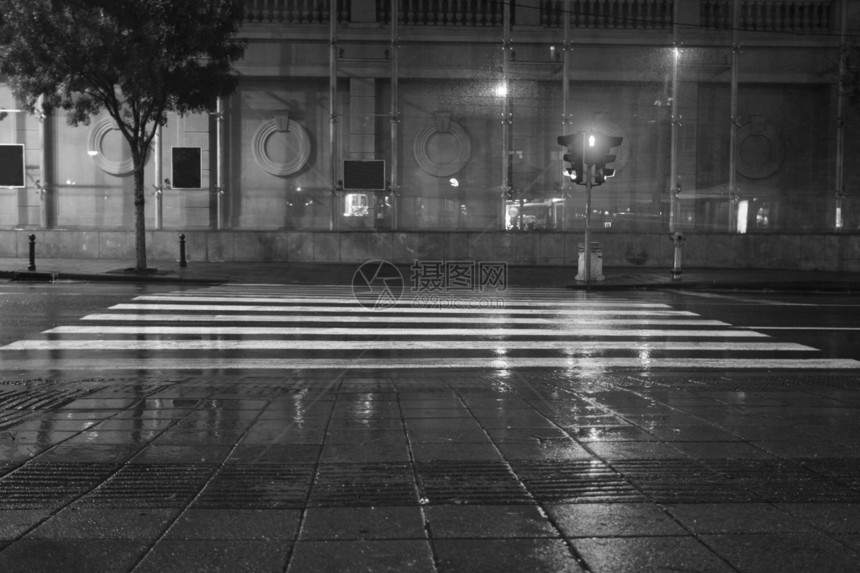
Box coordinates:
[1,281,859,364]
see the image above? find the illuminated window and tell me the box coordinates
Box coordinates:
[344,193,369,217]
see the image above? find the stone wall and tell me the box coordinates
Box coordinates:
[2,229,858,272]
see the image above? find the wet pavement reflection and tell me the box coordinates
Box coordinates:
[1,370,859,571]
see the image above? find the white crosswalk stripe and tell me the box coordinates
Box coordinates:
[1,284,858,371]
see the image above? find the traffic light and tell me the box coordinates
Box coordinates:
[557,132,585,185]
[588,132,623,186]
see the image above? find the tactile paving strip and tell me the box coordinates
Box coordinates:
[703,458,860,503]
[0,462,118,509]
[804,458,860,490]
[80,464,217,508]
[309,462,419,507]
[511,460,646,503]
[0,387,97,430]
[415,460,533,505]
[194,463,314,509]
[609,459,757,503]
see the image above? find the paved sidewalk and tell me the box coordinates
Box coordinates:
[2,256,860,291]
[1,369,859,572]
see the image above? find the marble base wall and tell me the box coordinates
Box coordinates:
[2,230,859,272]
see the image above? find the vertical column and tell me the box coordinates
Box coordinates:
[835,0,849,230]
[329,1,339,231]
[669,0,685,279]
[669,54,680,231]
[500,0,512,231]
[390,0,400,230]
[153,124,163,230]
[38,96,53,229]
[561,0,571,231]
[728,0,741,232]
[215,97,225,230]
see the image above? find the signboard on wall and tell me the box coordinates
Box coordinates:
[172,147,202,189]
[343,160,385,190]
[0,144,25,187]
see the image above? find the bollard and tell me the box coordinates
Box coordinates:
[670,231,686,280]
[28,234,36,271]
[179,233,187,268]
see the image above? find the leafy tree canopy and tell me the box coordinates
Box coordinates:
[0,0,246,270]
[0,0,246,160]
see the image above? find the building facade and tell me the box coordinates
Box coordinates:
[1,0,859,269]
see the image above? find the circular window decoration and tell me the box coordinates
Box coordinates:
[88,118,135,176]
[413,113,472,177]
[252,118,311,177]
[734,117,783,180]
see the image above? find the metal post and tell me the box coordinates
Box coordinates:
[390,0,399,230]
[154,125,163,230]
[583,131,592,283]
[38,95,51,229]
[835,0,849,230]
[728,0,740,232]
[329,0,339,231]
[500,0,512,230]
[561,0,571,231]
[216,97,225,230]
[179,233,187,268]
[669,0,684,279]
[28,234,36,271]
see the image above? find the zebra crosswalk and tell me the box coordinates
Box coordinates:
[1,284,859,372]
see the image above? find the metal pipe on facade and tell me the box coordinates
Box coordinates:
[390,0,399,230]
[154,125,163,230]
[37,95,51,229]
[329,0,339,231]
[500,0,512,231]
[728,0,740,233]
[216,97,225,230]
[561,0,571,232]
[835,0,848,230]
[669,0,684,280]
[583,132,592,283]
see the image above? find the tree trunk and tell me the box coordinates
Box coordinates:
[133,155,147,272]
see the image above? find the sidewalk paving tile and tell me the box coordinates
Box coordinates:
[546,503,688,537]
[425,505,558,538]
[0,539,150,573]
[298,507,426,540]
[701,532,860,572]
[286,539,434,573]
[164,509,301,540]
[433,539,586,573]
[135,539,290,573]
[571,537,734,573]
